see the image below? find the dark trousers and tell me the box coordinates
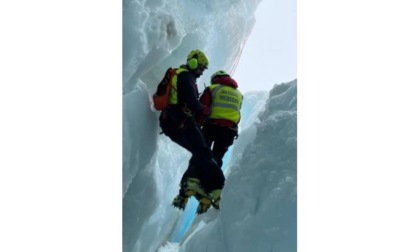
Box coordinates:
[202,123,237,168]
[160,115,223,193]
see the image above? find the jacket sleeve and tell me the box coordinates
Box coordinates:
[177,71,204,115]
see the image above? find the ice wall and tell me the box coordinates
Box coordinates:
[181,80,297,252]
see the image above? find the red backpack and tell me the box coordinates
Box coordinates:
[152,68,177,110]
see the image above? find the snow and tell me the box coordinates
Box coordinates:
[123,0,296,252]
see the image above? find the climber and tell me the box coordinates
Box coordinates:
[158,50,222,214]
[197,70,243,209]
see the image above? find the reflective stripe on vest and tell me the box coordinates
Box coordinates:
[208,84,242,124]
[169,68,188,105]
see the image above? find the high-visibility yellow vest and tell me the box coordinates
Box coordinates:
[208,84,242,124]
[168,68,188,105]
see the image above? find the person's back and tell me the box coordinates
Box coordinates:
[199,70,243,168]
[197,70,243,209]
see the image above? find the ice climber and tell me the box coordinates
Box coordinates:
[158,50,222,214]
[197,70,243,208]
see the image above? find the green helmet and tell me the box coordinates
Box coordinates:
[187,49,209,70]
[211,70,230,83]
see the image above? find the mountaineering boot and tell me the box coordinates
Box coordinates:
[184,189,196,197]
[180,182,197,197]
[172,179,199,210]
[209,189,222,209]
[172,195,189,210]
[196,197,212,214]
[186,177,207,197]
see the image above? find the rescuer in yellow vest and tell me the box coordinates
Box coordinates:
[197,70,243,208]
